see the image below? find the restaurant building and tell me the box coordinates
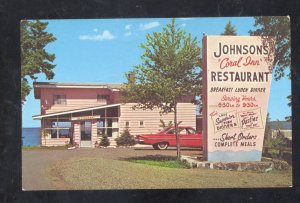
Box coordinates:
[33,82,196,148]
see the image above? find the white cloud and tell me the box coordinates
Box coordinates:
[179,18,192,21]
[93,28,98,32]
[124,31,132,37]
[139,21,160,30]
[79,30,115,41]
[125,24,132,30]
[181,23,186,27]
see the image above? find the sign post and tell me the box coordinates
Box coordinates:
[202,36,275,162]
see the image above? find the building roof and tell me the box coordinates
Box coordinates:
[32,103,121,120]
[33,82,124,99]
[270,121,292,130]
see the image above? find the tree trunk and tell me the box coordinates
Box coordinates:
[174,102,181,160]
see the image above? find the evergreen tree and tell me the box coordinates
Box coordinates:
[221,21,237,36]
[263,113,272,147]
[123,19,201,160]
[115,129,136,146]
[21,20,56,103]
[100,134,110,147]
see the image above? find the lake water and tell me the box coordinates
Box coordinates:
[22,128,40,147]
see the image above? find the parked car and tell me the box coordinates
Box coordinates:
[135,126,203,150]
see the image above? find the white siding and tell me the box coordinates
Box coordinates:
[119,103,196,136]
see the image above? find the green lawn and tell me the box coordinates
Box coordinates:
[131,159,189,169]
[22,146,68,150]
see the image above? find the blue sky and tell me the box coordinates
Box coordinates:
[22,17,291,127]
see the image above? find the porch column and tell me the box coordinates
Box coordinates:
[91,120,98,148]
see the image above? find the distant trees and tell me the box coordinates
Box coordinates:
[21,20,56,103]
[221,21,237,36]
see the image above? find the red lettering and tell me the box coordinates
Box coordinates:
[219,57,243,69]
[243,56,260,66]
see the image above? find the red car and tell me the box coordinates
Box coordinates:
[135,126,203,150]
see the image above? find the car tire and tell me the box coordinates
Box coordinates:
[156,142,169,150]
[152,144,159,150]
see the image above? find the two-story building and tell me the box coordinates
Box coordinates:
[32,82,197,148]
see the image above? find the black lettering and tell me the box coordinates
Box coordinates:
[253,72,258,82]
[263,45,269,55]
[223,45,229,54]
[247,72,252,82]
[230,45,235,54]
[249,45,256,54]
[236,45,242,55]
[223,72,228,81]
[211,72,216,81]
[258,72,264,82]
[218,72,222,81]
[243,45,249,54]
[256,45,262,55]
[214,42,222,58]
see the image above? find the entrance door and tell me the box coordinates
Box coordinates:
[80,121,92,147]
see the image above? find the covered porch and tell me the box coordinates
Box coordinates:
[33,104,121,148]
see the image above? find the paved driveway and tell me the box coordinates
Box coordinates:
[22,147,292,190]
[22,147,201,190]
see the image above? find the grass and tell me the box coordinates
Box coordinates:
[22,146,68,150]
[131,159,189,169]
[47,156,292,189]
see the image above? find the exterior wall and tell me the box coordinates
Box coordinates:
[91,120,98,148]
[119,103,196,136]
[41,137,70,146]
[74,121,81,147]
[40,88,113,114]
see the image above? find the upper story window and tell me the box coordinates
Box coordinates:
[97,95,110,102]
[53,95,66,105]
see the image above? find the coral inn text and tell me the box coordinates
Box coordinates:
[32,82,197,148]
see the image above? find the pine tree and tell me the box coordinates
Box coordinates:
[100,134,110,147]
[115,129,136,146]
[221,21,237,36]
[21,20,56,103]
[263,113,272,147]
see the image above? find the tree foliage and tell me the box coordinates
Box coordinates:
[250,17,291,121]
[263,113,272,146]
[115,129,136,146]
[221,21,237,36]
[249,16,291,81]
[21,20,56,103]
[100,134,110,147]
[123,19,201,114]
[122,19,201,159]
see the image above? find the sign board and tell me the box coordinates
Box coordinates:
[71,115,100,121]
[202,36,275,162]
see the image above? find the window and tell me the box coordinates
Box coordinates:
[125,121,130,127]
[139,121,144,127]
[97,95,110,102]
[50,121,71,138]
[53,95,66,105]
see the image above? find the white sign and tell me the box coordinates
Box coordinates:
[202,36,275,162]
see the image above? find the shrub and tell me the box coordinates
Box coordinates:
[100,134,110,147]
[115,129,135,146]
